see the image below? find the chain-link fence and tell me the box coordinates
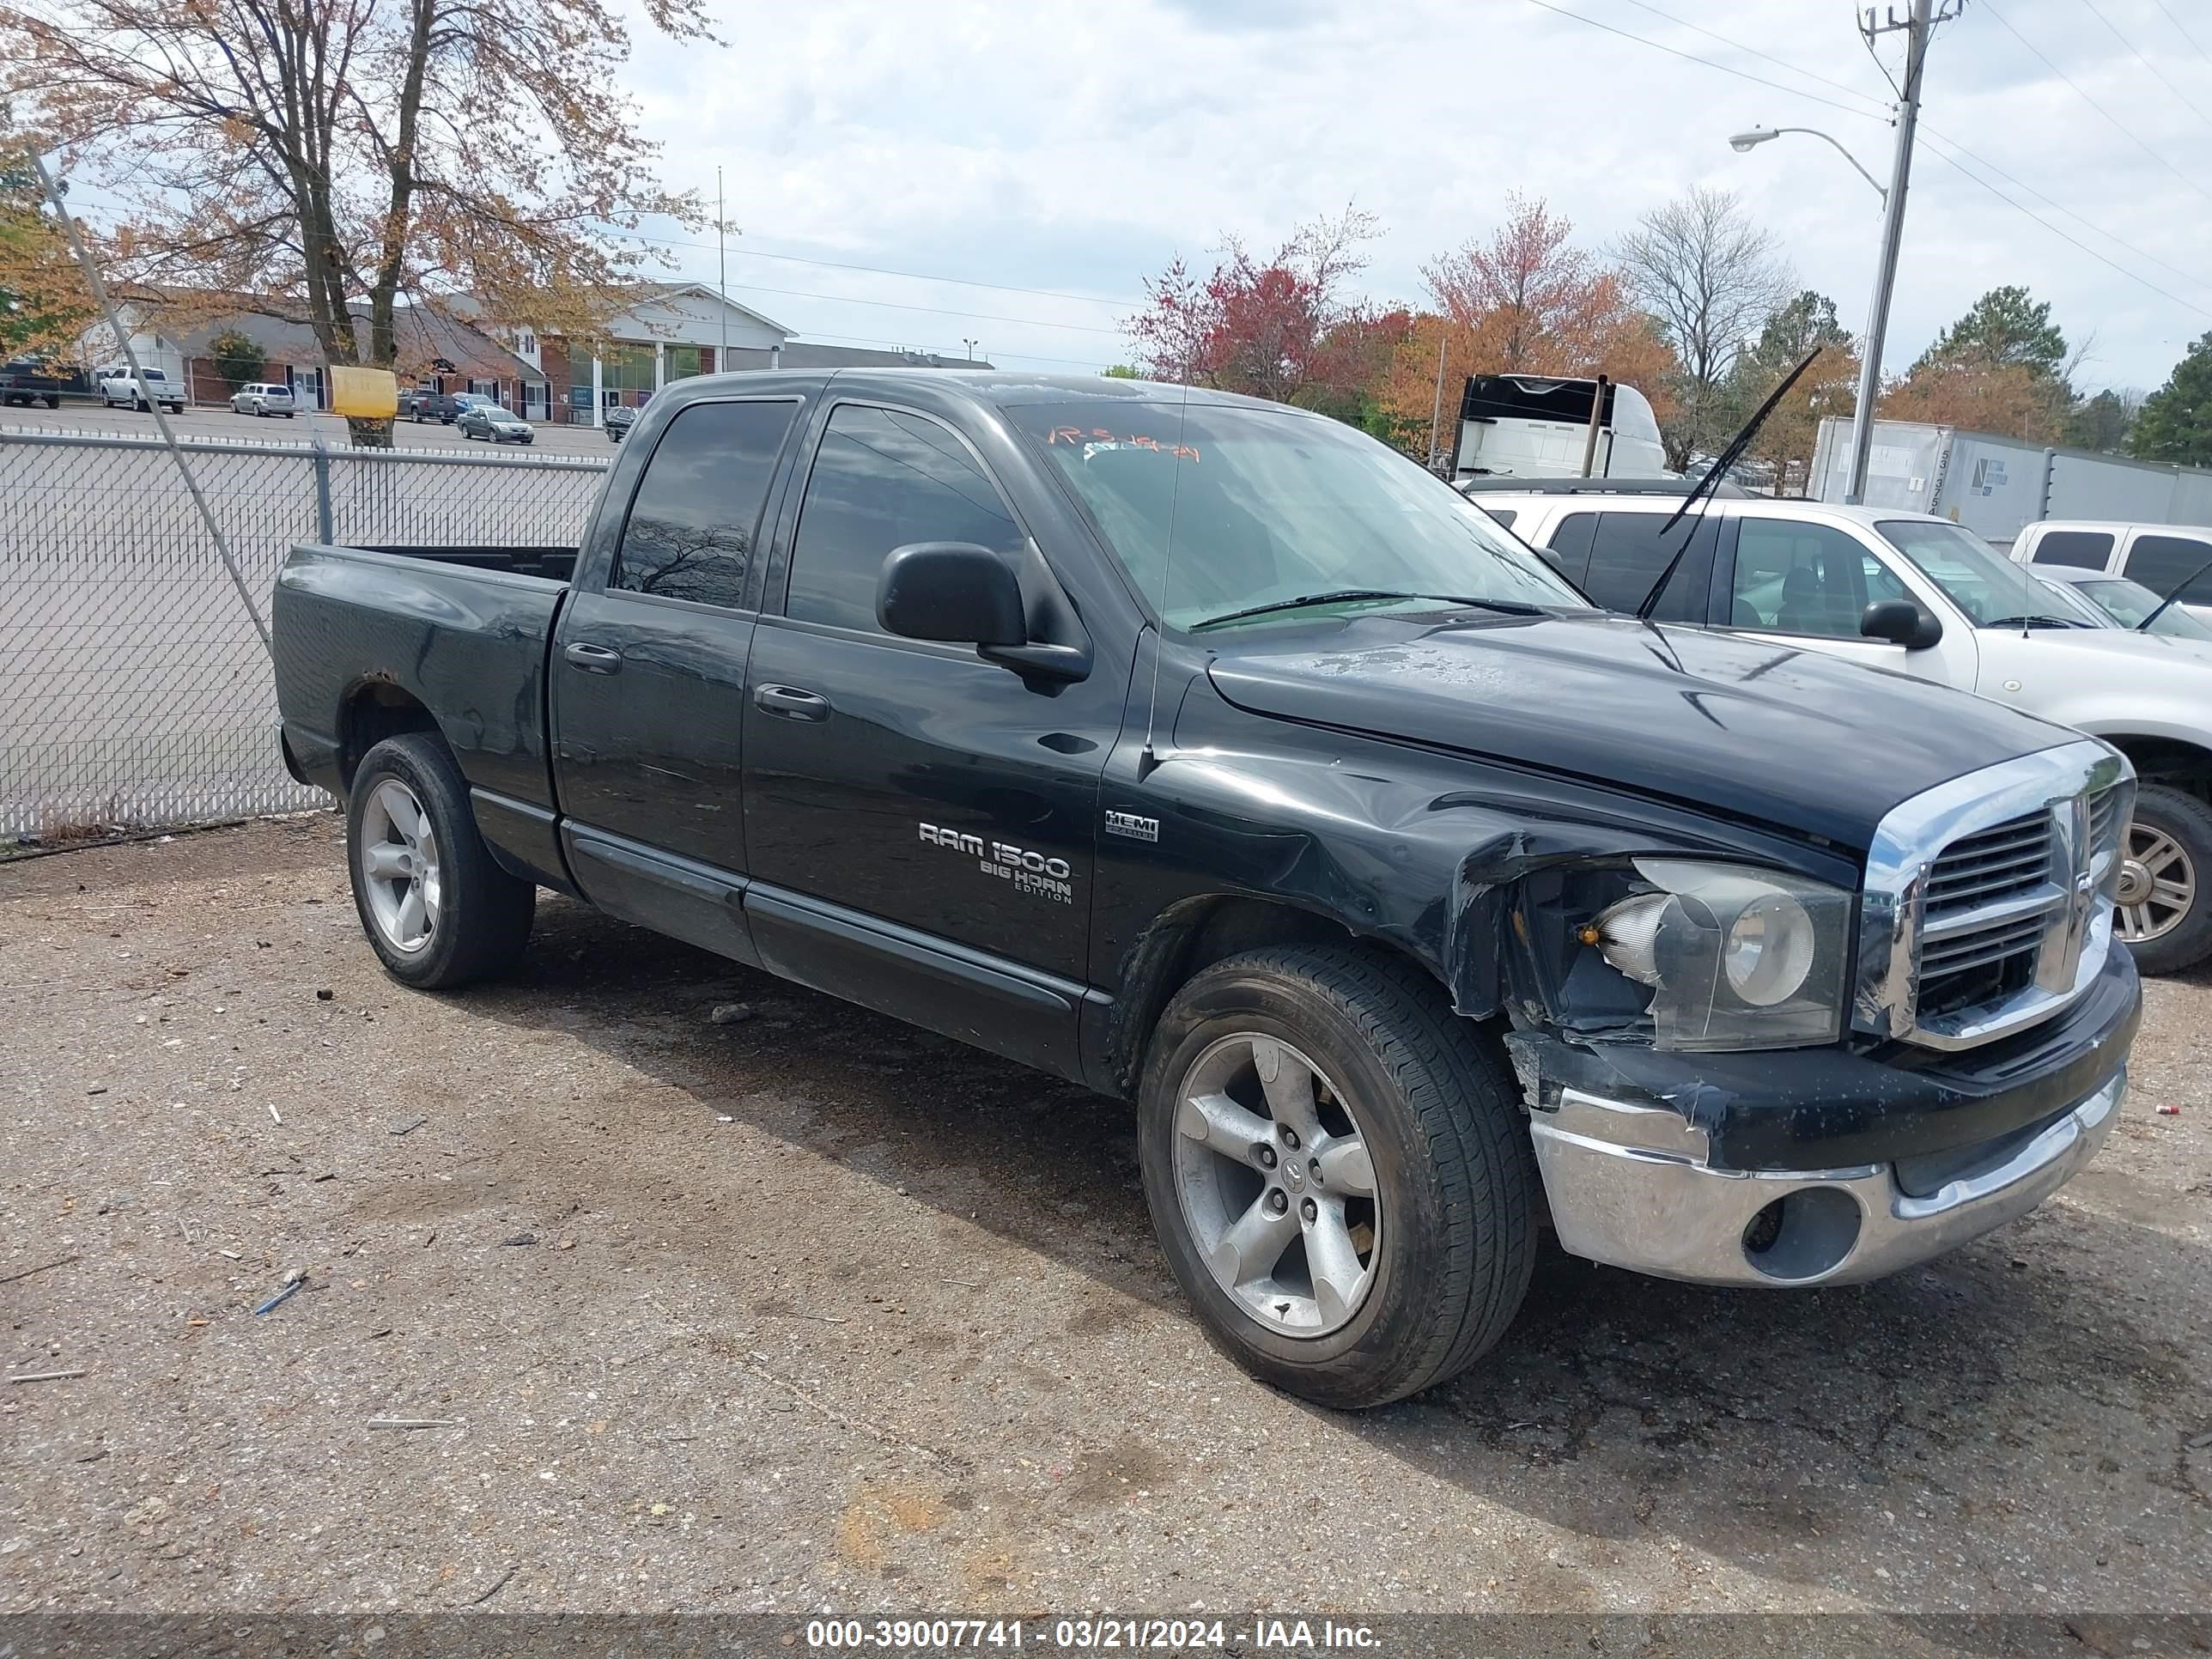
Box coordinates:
[0,428,611,840]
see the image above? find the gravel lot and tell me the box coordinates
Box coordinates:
[3,818,2208,1629]
[4,401,619,456]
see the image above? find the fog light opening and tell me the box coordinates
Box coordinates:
[1741,1187,1863,1282]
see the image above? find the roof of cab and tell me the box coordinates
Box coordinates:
[657,366,1282,413]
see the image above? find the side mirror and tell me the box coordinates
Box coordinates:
[877,542,1026,647]
[1861,599,1943,650]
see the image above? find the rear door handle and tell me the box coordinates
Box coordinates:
[754,683,830,721]
[564,641,623,674]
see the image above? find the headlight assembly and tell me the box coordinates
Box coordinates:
[1589,860,1850,1052]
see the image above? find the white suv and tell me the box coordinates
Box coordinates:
[229,381,296,417]
[1467,483,2212,973]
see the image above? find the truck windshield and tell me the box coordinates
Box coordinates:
[1010,400,1587,631]
[1878,520,2084,629]
[2065,574,2212,640]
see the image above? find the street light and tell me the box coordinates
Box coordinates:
[1727,126,1887,204]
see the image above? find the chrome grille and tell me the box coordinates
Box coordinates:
[1855,743,2135,1051]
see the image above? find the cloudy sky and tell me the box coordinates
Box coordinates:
[621,0,2212,395]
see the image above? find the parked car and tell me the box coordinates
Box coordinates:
[97,365,185,414]
[604,404,639,444]
[229,381,296,418]
[272,373,2138,1409]
[1474,484,2212,973]
[2028,564,2212,641]
[2012,520,2212,629]
[455,402,533,445]
[0,356,74,409]
[404,390,495,424]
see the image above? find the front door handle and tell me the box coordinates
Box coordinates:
[754,683,830,721]
[564,641,623,675]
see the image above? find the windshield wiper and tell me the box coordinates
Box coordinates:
[1189,589,1540,631]
[2137,554,2212,632]
[1634,346,1825,621]
[1982,615,2087,630]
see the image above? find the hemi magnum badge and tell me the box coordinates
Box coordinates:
[1105,811,1160,843]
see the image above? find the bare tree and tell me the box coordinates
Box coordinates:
[1614,187,1793,468]
[3,0,713,443]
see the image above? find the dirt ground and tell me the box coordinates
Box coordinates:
[3,817,2208,1627]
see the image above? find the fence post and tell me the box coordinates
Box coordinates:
[311,441,334,544]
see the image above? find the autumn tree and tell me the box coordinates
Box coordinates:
[0,161,88,356]
[2130,333,2212,466]
[1373,195,1676,462]
[1613,187,1794,468]
[1124,205,1383,407]
[2,0,712,443]
[1727,290,1858,495]
[1883,286,2081,445]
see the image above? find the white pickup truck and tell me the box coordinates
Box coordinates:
[1467,482,2212,973]
[98,364,185,414]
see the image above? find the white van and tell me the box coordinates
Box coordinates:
[2012,520,2212,628]
[1450,374,1673,482]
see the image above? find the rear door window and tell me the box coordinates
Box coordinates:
[2121,533,2212,604]
[611,398,801,610]
[1577,511,1717,622]
[2028,530,2116,569]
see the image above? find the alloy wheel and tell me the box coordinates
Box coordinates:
[2118,823,2195,945]
[1170,1033,1380,1337]
[358,779,442,954]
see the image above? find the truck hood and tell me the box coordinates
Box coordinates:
[1204,612,2073,850]
[1987,624,2212,672]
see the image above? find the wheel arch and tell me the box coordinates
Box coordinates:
[1097,892,1454,1098]
[337,679,451,798]
[2086,732,2212,799]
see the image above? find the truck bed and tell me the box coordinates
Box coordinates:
[351,544,580,583]
[271,540,574,820]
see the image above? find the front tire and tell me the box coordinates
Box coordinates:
[346,733,535,989]
[2118,783,2212,975]
[1137,946,1537,1409]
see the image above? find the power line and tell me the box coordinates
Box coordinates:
[1517,0,1889,122]
[712,276,1126,337]
[614,225,1139,311]
[1914,131,2212,322]
[2148,0,2211,64]
[1528,0,2212,317]
[1979,0,2212,210]
[1607,0,1894,114]
[2081,0,2212,136]
[1918,118,2212,301]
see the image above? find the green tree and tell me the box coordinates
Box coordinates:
[210,329,262,389]
[2067,387,2142,455]
[2130,333,2212,466]
[1729,290,1860,495]
[1101,364,1144,379]
[1911,285,2067,377]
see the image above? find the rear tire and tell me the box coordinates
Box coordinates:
[346,733,535,989]
[1137,945,1537,1409]
[2118,783,2212,975]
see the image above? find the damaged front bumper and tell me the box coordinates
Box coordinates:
[1504,944,2139,1288]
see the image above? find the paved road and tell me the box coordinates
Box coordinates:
[3,399,620,456]
[2,820,2207,1631]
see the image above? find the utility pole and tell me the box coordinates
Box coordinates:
[1844,0,1961,504]
[716,167,727,369]
[1426,331,1449,473]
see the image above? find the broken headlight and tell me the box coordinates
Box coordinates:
[1589,860,1850,1052]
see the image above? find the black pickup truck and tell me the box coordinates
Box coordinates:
[274,371,2140,1408]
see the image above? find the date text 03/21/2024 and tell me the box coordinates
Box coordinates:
[803,1617,1382,1650]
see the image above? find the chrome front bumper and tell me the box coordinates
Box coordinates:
[1528,1068,2124,1287]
